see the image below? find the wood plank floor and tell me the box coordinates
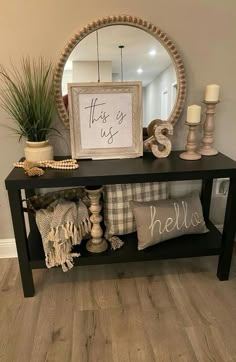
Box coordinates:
[0,251,236,362]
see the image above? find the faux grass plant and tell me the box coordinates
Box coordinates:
[0,57,55,142]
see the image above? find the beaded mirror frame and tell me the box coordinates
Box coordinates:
[54,15,187,129]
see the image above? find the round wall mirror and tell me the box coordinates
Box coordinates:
[54,15,186,129]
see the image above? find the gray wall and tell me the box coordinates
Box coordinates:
[1,0,236,239]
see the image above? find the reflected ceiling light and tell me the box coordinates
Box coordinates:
[149,49,156,56]
[137,67,143,74]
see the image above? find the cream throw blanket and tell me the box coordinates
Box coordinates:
[35,199,91,272]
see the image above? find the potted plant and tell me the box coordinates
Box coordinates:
[0,57,55,161]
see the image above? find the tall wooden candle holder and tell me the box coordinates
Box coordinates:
[85,186,108,253]
[180,122,201,160]
[199,100,220,156]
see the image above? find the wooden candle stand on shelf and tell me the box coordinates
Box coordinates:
[85,186,108,253]
[199,100,220,156]
[179,122,201,161]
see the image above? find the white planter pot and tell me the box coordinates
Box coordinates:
[24,140,53,162]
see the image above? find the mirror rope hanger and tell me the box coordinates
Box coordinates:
[118,45,124,82]
[96,30,100,82]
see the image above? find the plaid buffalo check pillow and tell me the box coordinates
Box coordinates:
[103,182,168,249]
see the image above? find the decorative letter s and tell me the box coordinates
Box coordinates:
[151,120,173,158]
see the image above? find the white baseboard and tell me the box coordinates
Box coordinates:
[0,239,17,258]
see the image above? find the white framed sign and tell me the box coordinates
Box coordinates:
[68,82,143,159]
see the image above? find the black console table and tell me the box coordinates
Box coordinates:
[5,151,236,297]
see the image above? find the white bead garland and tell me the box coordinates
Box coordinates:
[14,159,79,171]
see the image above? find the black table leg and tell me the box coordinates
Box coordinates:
[25,189,38,235]
[201,178,213,220]
[217,178,236,280]
[7,189,35,297]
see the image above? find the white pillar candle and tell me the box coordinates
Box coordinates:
[205,84,220,102]
[187,105,201,123]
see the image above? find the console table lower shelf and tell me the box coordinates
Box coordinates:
[28,221,222,269]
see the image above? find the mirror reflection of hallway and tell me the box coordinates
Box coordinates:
[161,90,168,120]
[62,25,177,126]
[55,16,186,129]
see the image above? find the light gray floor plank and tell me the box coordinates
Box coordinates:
[0,250,236,362]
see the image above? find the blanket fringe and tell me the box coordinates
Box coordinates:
[45,218,90,271]
[108,236,124,250]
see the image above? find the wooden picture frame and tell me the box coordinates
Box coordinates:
[68,82,143,159]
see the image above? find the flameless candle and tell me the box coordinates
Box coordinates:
[205,84,220,102]
[186,105,201,124]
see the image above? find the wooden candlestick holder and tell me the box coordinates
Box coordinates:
[85,186,108,253]
[180,122,201,160]
[199,100,220,156]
